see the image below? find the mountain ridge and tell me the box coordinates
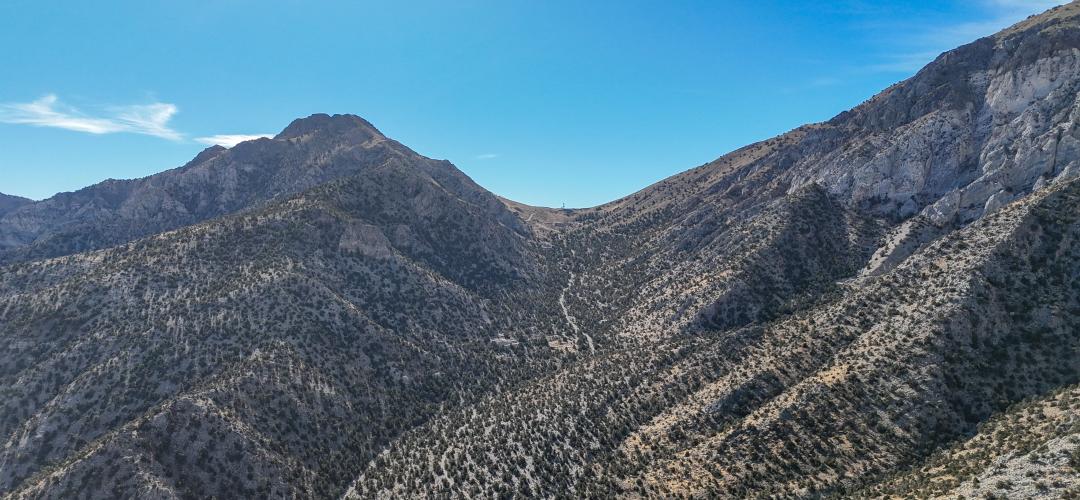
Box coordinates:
[0,112,489,265]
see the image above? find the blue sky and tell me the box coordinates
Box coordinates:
[0,0,1066,207]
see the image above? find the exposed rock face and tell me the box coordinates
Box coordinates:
[804,18,1080,225]
[2,3,1080,499]
[338,222,393,259]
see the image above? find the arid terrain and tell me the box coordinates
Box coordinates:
[1,3,1079,498]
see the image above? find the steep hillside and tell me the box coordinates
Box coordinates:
[340,3,1080,497]
[588,0,1080,278]
[0,159,564,499]
[345,176,1080,498]
[558,184,883,344]
[534,2,1080,349]
[859,383,1080,498]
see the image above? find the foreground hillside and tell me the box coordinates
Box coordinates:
[1,2,1079,498]
[860,382,1080,498]
[347,175,1080,498]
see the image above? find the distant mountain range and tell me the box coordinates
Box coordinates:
[1,2,1079,498]
[0,114,522,266]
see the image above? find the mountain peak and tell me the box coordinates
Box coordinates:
[183,145,228,168]
[275,113,384,140]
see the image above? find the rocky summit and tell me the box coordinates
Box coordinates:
[2,3,1080,499]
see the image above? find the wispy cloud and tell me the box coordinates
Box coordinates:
[0,94,182,140]
[475,153,499,160]
[0,94,277,147]
[808,76,843,87]
[194,134,273,148]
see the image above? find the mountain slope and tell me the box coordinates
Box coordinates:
[588,0,1079,274]
[491,1,1080,357]
[342,3,1080,497]
[345,175,1080,498]
[0,157,562,498]
[859,382,1080,498]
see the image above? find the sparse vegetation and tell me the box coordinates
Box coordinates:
[2,3,1080,498]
